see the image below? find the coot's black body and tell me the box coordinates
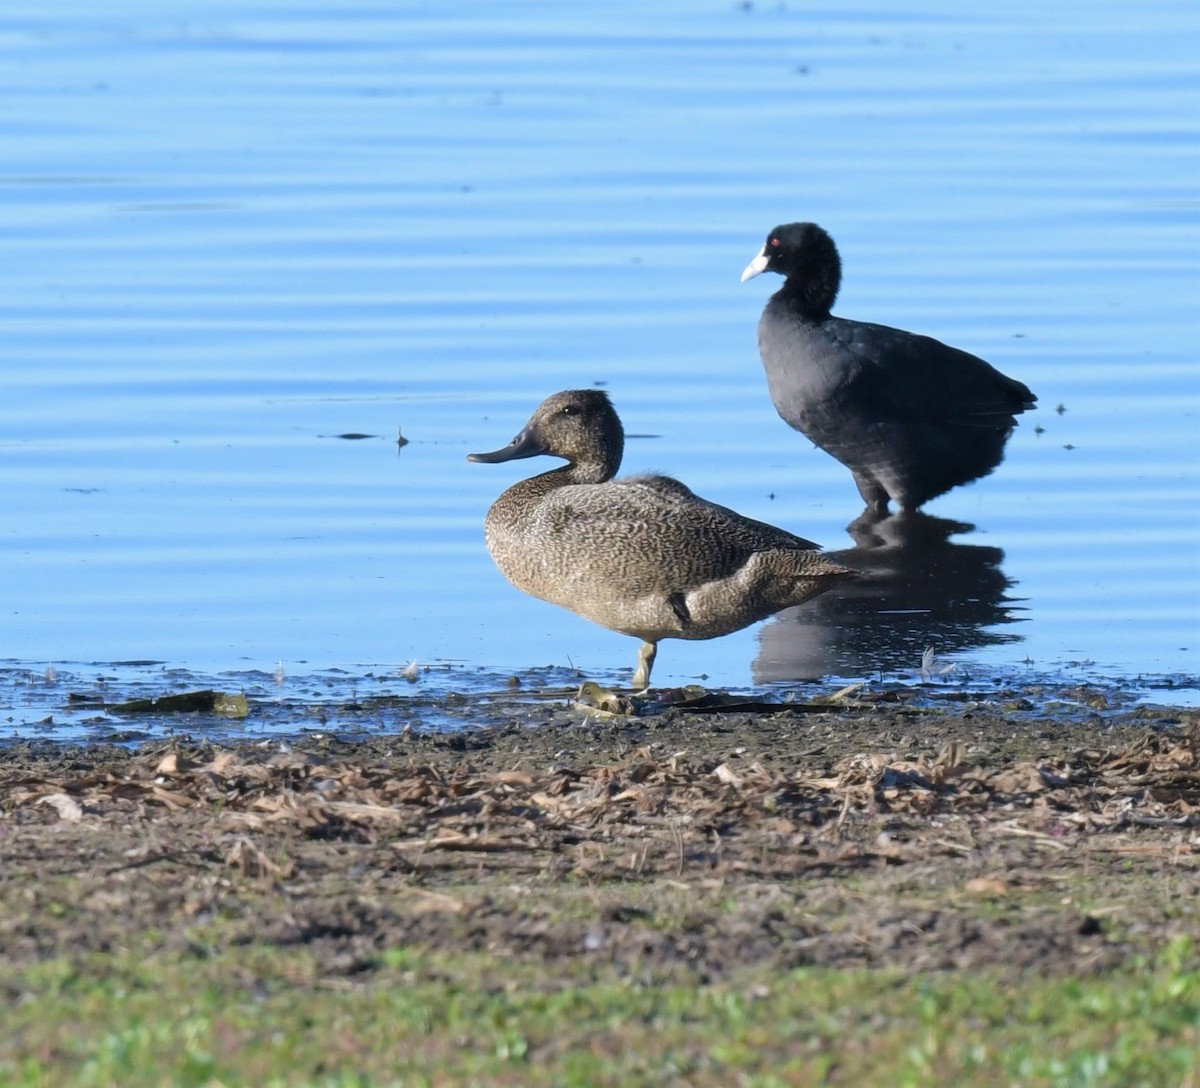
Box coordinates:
[742,222,1037,515]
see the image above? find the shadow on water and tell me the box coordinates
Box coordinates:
[754,512,1027,682]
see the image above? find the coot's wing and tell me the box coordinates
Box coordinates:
[826,319,1036,427]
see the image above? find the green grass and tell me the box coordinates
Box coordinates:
[2,936,1196,1088]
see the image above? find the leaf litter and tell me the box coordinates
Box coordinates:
[1,692,1197,982]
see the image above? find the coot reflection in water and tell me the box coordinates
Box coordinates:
[753,512,1026,682]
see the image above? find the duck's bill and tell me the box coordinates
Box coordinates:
[467,428,548,463]
[740,249,769,283]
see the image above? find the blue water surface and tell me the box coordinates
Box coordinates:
[2,0,1198,733]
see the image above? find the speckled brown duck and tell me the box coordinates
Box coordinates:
[468,389,856,689]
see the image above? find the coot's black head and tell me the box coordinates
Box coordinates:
[741,222,842,317]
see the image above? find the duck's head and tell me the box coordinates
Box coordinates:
[468,389,624,483]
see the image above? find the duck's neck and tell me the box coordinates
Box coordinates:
[504,456,618,504]
[541,456,617,489]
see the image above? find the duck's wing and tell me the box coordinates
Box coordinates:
[620,474,822,548]
[533,475,824,593]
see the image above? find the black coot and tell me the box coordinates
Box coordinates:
[742,222,1036,515]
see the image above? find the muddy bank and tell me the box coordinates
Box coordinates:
[2,687,1197,986]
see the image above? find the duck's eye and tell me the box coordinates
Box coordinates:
[560,404,579,416]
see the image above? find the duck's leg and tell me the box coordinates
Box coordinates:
[632,640,657,691]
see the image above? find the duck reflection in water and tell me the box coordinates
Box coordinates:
[753,511,1027,683]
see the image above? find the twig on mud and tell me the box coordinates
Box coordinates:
[993,822,1070,850]
[391,831,531,853]
[930,838,974,855]
[836,790,853,829]
[1092,842,1195,858]
[1116,812,1200,829]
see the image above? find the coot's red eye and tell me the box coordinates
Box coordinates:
[770,237,781,247]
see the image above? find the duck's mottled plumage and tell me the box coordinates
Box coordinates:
[742,222,1037,515]
[469,389,855,689]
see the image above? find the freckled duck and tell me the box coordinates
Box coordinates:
[742,222,1037,515]
[468,389,856,690]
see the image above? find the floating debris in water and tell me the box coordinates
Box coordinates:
[397,426,409,448]
[575,681,642,717]
[920,646,957,681]
[111,690,250,718]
